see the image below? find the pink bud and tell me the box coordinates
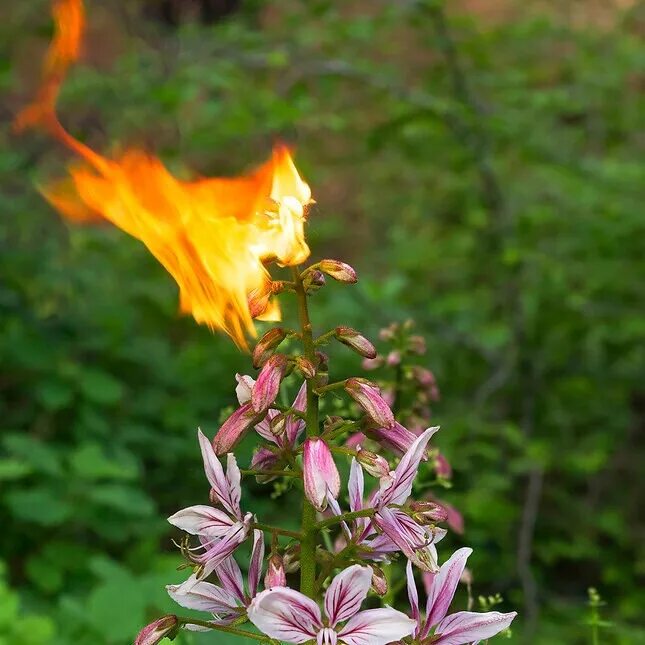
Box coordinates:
[370,566,388,597]
[409,501,449,524]
[135,616,178,645]
[247,286,272,319]
[315,351,329,372]
[345,431,367,449]
[412,366,437,388]
[345,378,395,428]
[368,421,419,455]
[303,437,340,511]
[318,259,357,283]
[435,452,452,479]
[386,350,401,366]
[252,354,288,413]
[264,553,287,588]
[295,356,316,379]
[378,323,398,341]
[409,335,427,355]
[252,328,287,368]
[235,373,255,405]
[362,356,383,371]
[334,327,377,359]
[356,449,390,478]
[212,403,258,455]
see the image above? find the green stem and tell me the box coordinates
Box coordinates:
[240,468,300,478]
[251,522,303,540]
[292,265,319,598]
[315,380,348,395]
[177,617,277,643]
[315,508,375,530]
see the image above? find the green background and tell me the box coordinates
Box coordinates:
[1,1,643,643]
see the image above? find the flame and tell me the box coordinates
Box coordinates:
[15,0,312,349]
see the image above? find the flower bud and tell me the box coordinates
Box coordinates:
[264,553,287,588]
[378,323,398,341]
[362,356,383,371]
[282,544,300,573]
[303,269,326,293]
[250,447,280,479]
[212,403,258,455]
[345,432,367,449]
[334,327,377,359]
[386,350,401,366]
[252,328,288,368]
[295,356,316,379]
[368,421,420,456]
[345,378,395,428]
[252,354,288,413]
[435,452,452,479]
[315,350,329,372]
[356,449,390,478]
[303,437,340,511]
[318,259,357,283]
[412,366,437,388]
[247,286,272,319]
[370,566,388,597]
[409,501,449,525]
[135,615,178,645]
[409,335,427,355]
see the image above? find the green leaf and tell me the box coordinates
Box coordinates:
[69,443,138,481]
[78,370,124,405]
[4,489,73,526]
[0,459,33,481]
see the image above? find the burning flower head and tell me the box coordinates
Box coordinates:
[16,0,312,349]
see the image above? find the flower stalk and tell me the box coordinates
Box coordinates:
[291,265,320,597]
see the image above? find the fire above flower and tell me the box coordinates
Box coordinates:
[15,0,312,349]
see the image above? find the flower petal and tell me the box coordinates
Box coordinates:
[213,556,245,605]
[198,429,241,517]
[406,560,420,626]
[235,374,255,404]
[248,529,265,599]
[167,505,234,536]
[212,403,258,456]
[251,353,288,413]
[248,587,322,643]
[285,381,307,445]
[337,608,416,645]
[303,438,340,511]
[379,427,439,507]
[375,507,440,572]
[134,615,178,645]
[324,565,372,627]
[433,610,517,645]
[167,576,240,615]
[345,379,395,428]
[425,547,472,630]
[368,422,419,456]
[226,453,242,519]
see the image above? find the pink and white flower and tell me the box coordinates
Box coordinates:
[329,427,445,572]
[167,529,265,627]
[404,548,516,644]
[248,565,416,645]
[167,430,252,580]
[303,436,341,510]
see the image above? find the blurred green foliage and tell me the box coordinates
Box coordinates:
[1,0,644,643]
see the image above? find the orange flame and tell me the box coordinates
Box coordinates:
[15,0,312,349]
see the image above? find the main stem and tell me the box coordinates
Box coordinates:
[292,266,319,597]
